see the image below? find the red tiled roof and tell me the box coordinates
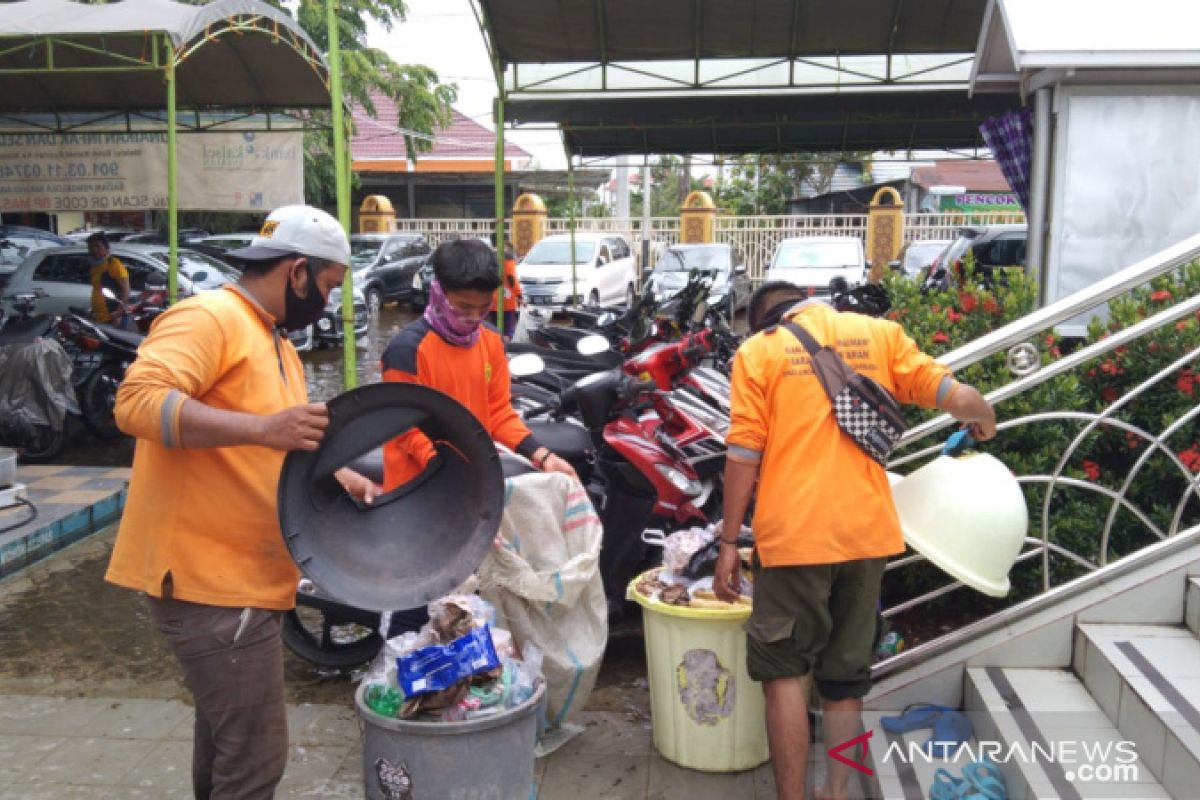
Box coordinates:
[351,89,528,162]
[910,160,1012,193]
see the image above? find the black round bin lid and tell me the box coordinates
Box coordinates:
[277,383,503,612]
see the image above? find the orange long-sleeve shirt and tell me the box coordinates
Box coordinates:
[105,286,306,610]
[492,255,522,312]
[380,318,538,491]
[726,302,956,567]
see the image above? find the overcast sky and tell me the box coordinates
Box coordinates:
[366,0,568,169]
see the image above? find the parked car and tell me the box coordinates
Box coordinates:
[0,225,71,288]
[350,233,431,314]
[518,232,638,311]
[63,226,139,242]
[898,239,952,279]
[925,224,1028,290]
[289,285,370,353]
[121,228,211,245]
[3,243,238,316]
[765,236,867,297]
[644,243,751,320]
[189,233,257,252]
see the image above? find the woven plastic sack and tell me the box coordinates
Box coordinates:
[477,472,607,730]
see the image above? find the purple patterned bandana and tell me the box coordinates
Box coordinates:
[424,279,482,347]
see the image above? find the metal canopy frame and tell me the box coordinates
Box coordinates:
[0,0,364,386]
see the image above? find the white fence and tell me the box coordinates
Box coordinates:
[391,212,1026,279]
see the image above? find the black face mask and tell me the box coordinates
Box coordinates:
[282,261,327,332]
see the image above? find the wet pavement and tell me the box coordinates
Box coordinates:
[0,524,650,707]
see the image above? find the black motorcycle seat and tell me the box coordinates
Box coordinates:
[97,325,145,349]
[0,314,57,345]
[508,342,623,370]
[526,420,594,465]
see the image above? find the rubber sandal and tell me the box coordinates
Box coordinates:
[881,703,953,734]
[924,710,974,758]
[929,767,966,800]
[960,760,1007,800]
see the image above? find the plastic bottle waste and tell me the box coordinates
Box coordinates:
[876,631,905,659]
[365,683,403,718]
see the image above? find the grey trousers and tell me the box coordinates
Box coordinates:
[145,596,288,800]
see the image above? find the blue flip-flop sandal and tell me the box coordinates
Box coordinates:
[925,709,974,758]
[929,767,966,800]
[881,703,953,734]
[959,759,1007,800]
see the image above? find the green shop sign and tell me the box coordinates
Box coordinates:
[940,192,1021,212]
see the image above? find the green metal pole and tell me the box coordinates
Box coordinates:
[327,0,355,389]
[568,153,577,304]
[166,37,178,304]
[494,93,505,329]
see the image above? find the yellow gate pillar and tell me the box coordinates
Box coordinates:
[866,187,904,284]
[679,190,716,244]
[359,195,396,233]
[512,193,547,258]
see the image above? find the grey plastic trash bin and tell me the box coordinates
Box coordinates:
[356,681,545,800]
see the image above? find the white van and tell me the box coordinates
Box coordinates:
[765,236,867,297]
[518,233,638,311]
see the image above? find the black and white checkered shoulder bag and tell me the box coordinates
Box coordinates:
[782,321,907,465]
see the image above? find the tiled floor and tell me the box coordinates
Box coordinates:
[0,464,128,578]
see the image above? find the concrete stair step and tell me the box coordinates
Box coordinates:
[966,666,1169,799]
[1185,577,1200,638]
[1076,623,1200,799]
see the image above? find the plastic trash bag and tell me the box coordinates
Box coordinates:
[477,472,606,732]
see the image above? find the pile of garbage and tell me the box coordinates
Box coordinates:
[362,594,543,722]
[633,524,756,608]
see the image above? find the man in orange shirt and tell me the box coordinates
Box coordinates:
[714,282,996,800]
[491,238,523,341]
[381,237,574,488]
[105,205,378,800]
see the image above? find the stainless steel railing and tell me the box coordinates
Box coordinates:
[877,231,1200,639]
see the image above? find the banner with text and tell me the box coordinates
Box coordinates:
[0,131,304,214]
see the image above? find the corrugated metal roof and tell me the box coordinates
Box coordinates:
[352,90,529,163]
[910,160,1011,192]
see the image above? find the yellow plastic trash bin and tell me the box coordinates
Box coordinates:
[629,570,769,772]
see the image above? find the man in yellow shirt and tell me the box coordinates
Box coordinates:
[714,282,996,800]
[87,232,130,325]
[105,205,378,800]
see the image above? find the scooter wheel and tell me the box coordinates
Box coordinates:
[281,607,383,669]
[80,363,125,440]
[17,424,67,464]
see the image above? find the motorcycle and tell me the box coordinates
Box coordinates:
[0,291,79,462]
[56,310,143,440]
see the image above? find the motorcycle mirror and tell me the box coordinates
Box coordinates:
[576,334,610,356]
[145,272,167,290]
[508,352,546,377]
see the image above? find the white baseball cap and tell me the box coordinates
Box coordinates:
[227,204,351,266]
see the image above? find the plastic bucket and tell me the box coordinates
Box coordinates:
[356,681,545,800]
[629,571,769,772]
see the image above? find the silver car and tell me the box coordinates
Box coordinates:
[3,243,237,315]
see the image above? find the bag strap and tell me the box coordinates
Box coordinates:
[782,321,823,358]
[782,320,848,401]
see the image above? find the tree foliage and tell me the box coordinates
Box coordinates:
[712,152,871,215]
